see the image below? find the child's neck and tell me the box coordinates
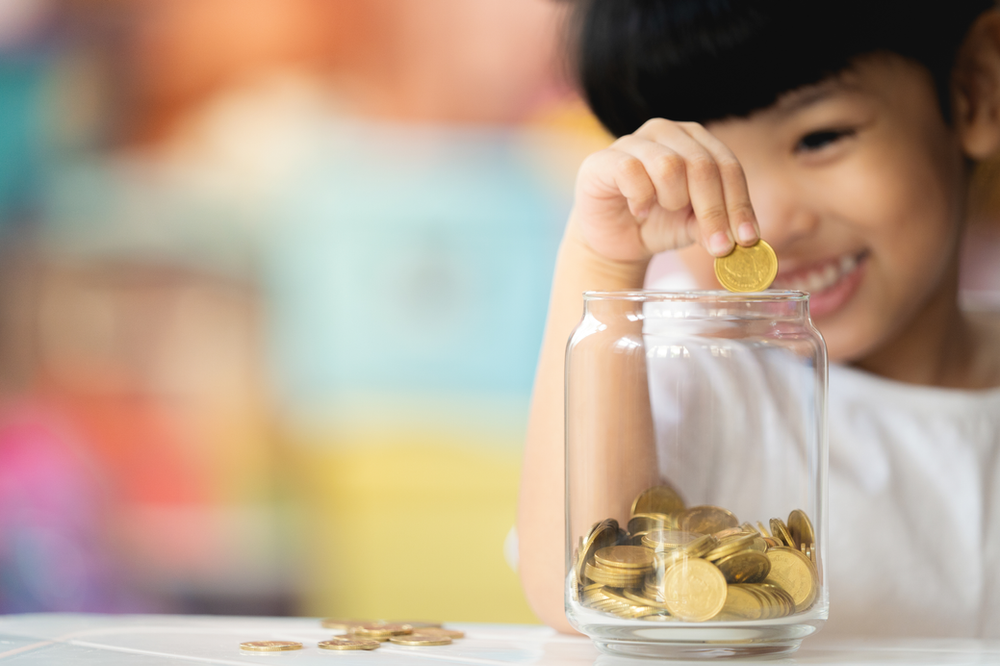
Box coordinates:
[852,264,1000,390]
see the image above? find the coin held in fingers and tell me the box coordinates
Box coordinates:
[714,240,778,292]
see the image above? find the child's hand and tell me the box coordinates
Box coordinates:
[571,119,761,263]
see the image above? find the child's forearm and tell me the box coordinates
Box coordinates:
[517,217,654,632]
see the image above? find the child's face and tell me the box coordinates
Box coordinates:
[677,55,968,363]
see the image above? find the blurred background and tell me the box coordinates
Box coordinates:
[0,0,997,623]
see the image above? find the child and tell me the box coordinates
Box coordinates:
[518,0,1000,638]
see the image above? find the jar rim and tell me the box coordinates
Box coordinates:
[582,289,808,302]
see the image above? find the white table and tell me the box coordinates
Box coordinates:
[1,614,999,665]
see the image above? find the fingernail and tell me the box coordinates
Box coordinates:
[737,223,758,244]
[709,231,734,256]
[634,205,651,222]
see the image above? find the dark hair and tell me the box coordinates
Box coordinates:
[570,0,995,137]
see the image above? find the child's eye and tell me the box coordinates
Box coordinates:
[795,129,854,152]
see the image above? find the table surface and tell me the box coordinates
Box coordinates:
[1,614,999,665]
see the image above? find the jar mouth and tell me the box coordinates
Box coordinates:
[583,289,808,302]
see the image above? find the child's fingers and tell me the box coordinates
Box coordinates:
[579,148,658,221]
[610,135,691,213]
[678,122,760,246]
[635,120,735,257]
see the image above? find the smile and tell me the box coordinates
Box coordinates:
[771,251,868,318]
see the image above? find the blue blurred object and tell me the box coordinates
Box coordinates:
[267,120,570,410]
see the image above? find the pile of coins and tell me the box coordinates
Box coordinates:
[573,484,819,622]
[239,619,464,653]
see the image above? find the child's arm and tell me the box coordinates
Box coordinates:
[517,119,760,632]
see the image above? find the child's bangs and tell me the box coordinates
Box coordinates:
[573,0,993,137]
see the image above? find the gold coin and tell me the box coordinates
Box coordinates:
[584,563,645,588]
[714,239,778,292]
[628,513,674,534]
[390,635,453,646]
[661,558,728,622]
[239,641,302,652]
[718,584,764,621]
[594,545,655,570]
[623,589,672,610]
[714,550,771,584]
[408,627,464,639]
[575,519,621,585]
[318,638,381,651]
[756,521,772,537]
[764,547,819,613]
[321,618,373,630]
[787,509,816,550]
[769,518,795,548]
[631,485,686,517]
[642,529,700,551]
[350,622,413,638]
[705,534,756,562]
[679,506,738,535]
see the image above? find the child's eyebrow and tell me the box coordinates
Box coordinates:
[773,86,839,116]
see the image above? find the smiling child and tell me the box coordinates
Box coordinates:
[518,0,1000,637]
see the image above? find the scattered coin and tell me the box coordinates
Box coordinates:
[408,627,465,639]
[319,637,381,651]
[714,239,778,292]
[349,622,413,640]
[240,641,302,652]
[389,635,453,646]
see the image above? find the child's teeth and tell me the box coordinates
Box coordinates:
[840,254,856,273]
[822,264,838,286]
[806,271,827,292]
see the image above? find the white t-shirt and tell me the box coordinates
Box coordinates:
[823,363,1000,638]
[643,338,1000,639]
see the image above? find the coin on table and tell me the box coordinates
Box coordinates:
[769,518,795,548]
[408,627,465,639]
[319,637,381,651]
[714,549,771,584]
[661,557,728,622]
[679,505,738,535]
[349,622,413,639]
[240,641,302,652]
[594,545,655,569]
[764,546,819,612]
[787,509,816,551]
[631,485,686,517]
[714,239,778,292]
[390,635,453,646]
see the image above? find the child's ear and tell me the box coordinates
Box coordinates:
[954,10,1000,159]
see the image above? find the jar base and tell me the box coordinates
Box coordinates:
[572,607,824,661]
[593,637,801,660]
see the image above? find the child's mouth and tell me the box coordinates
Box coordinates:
[771,251,868,318]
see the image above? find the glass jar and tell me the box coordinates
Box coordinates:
[565,291,828,659]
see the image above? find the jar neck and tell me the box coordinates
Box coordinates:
[583,292,812,324]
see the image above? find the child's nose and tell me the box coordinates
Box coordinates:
[750,184,821,250]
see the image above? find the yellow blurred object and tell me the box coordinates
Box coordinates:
[287,427,537,624]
